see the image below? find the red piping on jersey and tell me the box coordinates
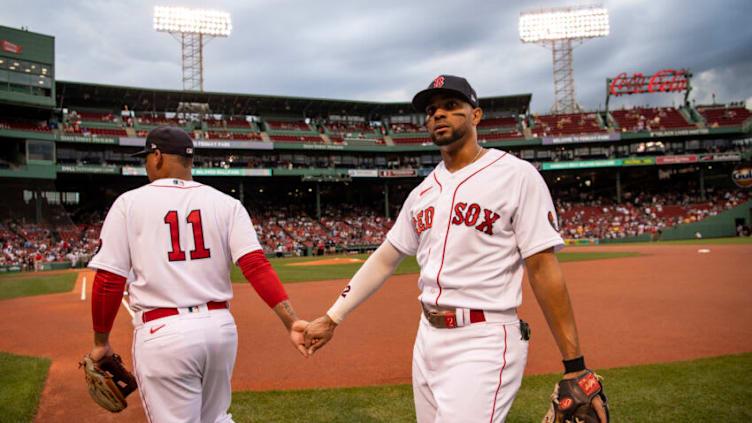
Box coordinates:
[419,186,433,196]
[149,184,203,189]
[434,152,507,305]
[433,173,442,192]
[489,325,508,422]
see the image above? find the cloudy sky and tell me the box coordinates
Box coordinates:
[3,0,751,113]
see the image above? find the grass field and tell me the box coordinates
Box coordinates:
[0,352,51,423]
[231,251,641,283]
[0,272,78,300]
[229,353,752,422]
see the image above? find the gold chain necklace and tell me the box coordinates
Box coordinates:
[470,147,484,163]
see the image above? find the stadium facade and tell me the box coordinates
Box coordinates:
[1,25,750,270]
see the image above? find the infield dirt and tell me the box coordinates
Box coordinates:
[285,257,365,266]
[1,243,750,422]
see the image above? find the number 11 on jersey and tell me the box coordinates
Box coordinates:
[164,210,211,262]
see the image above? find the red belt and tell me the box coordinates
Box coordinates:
[142,301,228,323]
[469,310,486,323]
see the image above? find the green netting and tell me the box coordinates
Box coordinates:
[343,137,379,143]
[135,123,194,131]
[390,132,430,138]
[78,121,122,129]
[477,127,518,135]
[266,129,318,136]
[226,126,259,134]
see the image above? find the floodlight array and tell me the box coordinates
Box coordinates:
[519,6,609,42]
[153,6,232,36]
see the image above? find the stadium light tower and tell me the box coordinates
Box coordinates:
[520,5,609,114]
[154,6,232,91]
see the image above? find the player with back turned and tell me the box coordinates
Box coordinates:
[304,75,608,422]
[85,126,309,422]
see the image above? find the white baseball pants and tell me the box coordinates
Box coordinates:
[131,306,238,423]
[412,312,529,423]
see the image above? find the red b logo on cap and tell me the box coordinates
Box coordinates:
[433,76,445,88]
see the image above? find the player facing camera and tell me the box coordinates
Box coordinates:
[414,75,483,147]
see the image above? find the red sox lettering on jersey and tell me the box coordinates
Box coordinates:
[413,204,500,236]
[413,207,434,235]
[451,203,500,235]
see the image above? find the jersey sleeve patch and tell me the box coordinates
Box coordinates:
[547,211,559,232]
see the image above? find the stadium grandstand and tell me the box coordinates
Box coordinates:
[1,24,751,272]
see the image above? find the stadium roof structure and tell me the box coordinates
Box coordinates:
[55,80,531,118]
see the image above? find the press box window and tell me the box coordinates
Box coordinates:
[27,140,54,162]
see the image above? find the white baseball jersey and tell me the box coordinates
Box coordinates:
[89,178,262,312]
[387,148,564,311]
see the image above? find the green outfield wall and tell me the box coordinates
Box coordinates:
[0,261,72,274]
[600,201,752,243]
[657,201,752,240]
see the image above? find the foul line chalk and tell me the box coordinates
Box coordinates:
[121,298,135,318]
[80,277,87,301]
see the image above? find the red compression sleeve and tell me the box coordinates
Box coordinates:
[238,250,288,308]
[91,269,127,333]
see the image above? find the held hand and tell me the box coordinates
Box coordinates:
[304,315,338,356]
[290,320,310,358]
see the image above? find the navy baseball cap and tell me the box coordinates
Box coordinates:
[412,75,480,112]
[131,126,194,157]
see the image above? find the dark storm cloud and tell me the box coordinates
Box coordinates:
[2,0,750,113]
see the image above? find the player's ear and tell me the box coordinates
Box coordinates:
[154,150,164,169]
[471,107,483,126]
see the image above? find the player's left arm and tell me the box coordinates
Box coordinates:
[526,249,608,423]
[237,250,309,358]
[524,247,581,362]
[229,200,309,357]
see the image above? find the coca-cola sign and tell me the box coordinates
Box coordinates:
[1,40,21,54]
[609,69,689,96]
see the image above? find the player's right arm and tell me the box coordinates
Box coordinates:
[303,188,420,355]
[303,240,406,354]
[87,196,132,361]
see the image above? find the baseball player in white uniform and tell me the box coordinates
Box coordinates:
[304,75,606,422]
[87,126,309,423]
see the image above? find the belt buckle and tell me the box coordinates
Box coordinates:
[423,305,457,329]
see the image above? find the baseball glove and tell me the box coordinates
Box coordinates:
[541,370,609,423]
[80,354,138,413]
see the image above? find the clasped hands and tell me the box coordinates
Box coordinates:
[288,315,338,358]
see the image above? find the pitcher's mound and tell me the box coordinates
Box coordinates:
[285,258,365,266]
